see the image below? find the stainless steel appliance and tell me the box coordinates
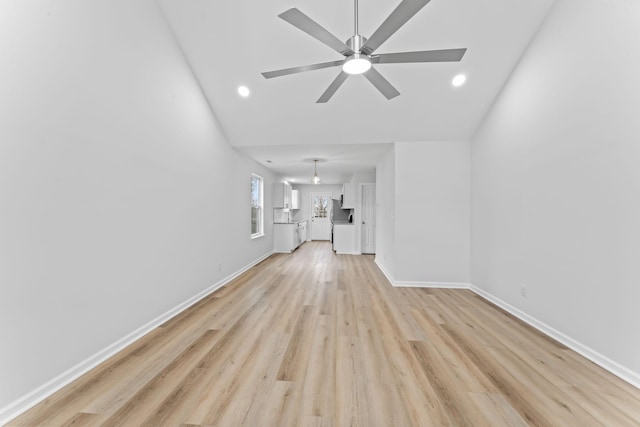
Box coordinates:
[331,199,350,250]
[330,199,350,223]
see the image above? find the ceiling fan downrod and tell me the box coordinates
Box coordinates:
[350,0,366,52]
[354,0,359,37]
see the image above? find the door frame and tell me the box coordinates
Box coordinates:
[310,191,332,241]
[359,183,376,254]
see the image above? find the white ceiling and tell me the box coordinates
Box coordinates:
[159,0,555,181]
[235,143,392,184]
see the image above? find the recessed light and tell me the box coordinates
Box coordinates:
[452,74,466,87]
[237,85,250,97]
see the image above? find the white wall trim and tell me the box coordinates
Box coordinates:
[469,285,640,390]
[0,251,274,426]
[375,258,394,285]
[374,259,469,288]
[394,280,471,289]
[374,258,639,389]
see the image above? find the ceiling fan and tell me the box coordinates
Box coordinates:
[261,0,467,103]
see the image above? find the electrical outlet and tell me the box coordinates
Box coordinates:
[218,263,222,272]
[521,284,527,298]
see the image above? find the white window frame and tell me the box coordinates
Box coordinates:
[250,174,264,239]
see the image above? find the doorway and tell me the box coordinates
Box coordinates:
[361,184,376,254]
[310,192,331,240]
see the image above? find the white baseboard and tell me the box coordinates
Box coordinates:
[394,280,471,288]
[374,259,394,284]
[0,251,274,426]
[374,259,469,289]
[469,285,640,390]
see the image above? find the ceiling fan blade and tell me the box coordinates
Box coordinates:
[373,48,467,64]
[279,8,354,56]
[361,0,431,55]
[317,72,349,103]
[262,60,344,79]
[363,67,400,100]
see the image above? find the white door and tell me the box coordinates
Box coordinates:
[361,184,376,254]
[310,192,331,241]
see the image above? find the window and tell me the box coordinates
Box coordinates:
[250,174,263,238]
[313,194,329,218]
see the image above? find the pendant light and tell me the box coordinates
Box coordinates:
[312,160,320,184]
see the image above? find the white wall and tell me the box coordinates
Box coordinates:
[375,147,397,278]
[350,171,376,184]
[471,0,640,381]
[395,142,471,284]
[0,0,276,413]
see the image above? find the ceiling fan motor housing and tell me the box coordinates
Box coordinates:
[346,35,368,54]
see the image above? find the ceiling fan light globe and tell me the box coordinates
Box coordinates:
[342,54,372,75]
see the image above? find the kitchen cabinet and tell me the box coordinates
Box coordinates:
[298,219,307,242]
[333,224,355,254]
[291,189,301,210]
[341,183,355,209]
[273,221,307,253]
[273,182,292,209]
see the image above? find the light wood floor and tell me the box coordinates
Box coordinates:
[8,242,640,426]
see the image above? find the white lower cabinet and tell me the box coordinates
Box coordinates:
[333,224,355,254]
[273,221,308,253]
[298,220,307,242]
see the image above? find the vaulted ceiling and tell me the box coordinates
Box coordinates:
[159,0,555,183]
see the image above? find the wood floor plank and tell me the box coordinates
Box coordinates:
[276,305,319,382]
[139,280,281,426]
[99,330,220,426]
[299,315,336,420]
[335,336,375,427]
[363,286,449,426]
[468,392,530,427]
[410,306,495,391]
[336,289,358,338]
[58,412,106,427]
[486,345,607,426]
[259,380,296,427]
[211,332,292,426]
[298,415,335,427]
[409,340,490,426]
[348,308,408,426]
[6,242,640,427]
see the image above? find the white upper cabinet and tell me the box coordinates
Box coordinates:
[273,182,293,209]
[290,189,301,210]
[341,183,355,209]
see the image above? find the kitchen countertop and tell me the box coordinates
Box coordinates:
[274,220,308,224]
